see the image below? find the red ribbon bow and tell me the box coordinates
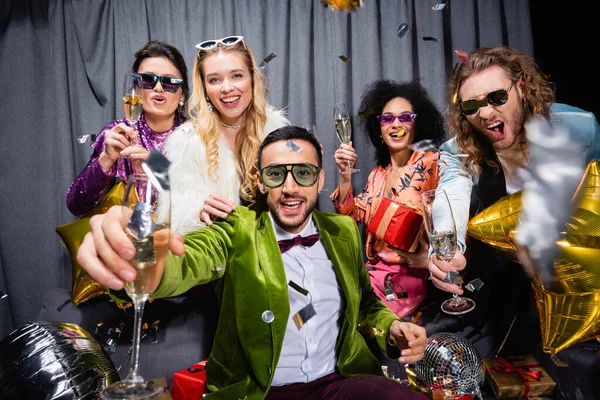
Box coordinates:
[487,357,543,399]
[278,233,321,254]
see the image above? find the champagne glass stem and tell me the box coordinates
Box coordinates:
[124,299,146,383]
[347,160,353,172]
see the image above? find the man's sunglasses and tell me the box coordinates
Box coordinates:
[460,77,519,116]
[377,113,418,125]
[259,163,321,189]
[195,36,246,53]
[136,73,183,93]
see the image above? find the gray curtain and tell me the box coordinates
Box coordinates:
[0,0,533,339]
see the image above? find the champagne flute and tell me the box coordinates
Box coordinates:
[421,189,475,315]
[101,173,170,400]
[123,72,143,125]
[333,102,359,174]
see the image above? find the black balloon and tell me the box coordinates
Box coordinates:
[0,321,120,399]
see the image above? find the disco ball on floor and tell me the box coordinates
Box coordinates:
[414,332,485,399]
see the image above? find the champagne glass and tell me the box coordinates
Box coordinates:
[101,173,170,399]
[333,102,359,174]
[421,189,475,315]
[123,72,143,125]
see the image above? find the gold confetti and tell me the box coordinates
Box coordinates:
[358,108,375,118]
[339,55,351,63]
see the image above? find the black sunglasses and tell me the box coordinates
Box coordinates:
[136,73,183,93]
[260,163,321,188]
[460,77,519,116]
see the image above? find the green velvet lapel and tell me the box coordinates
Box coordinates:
[312,210,357,320]
[255,210,290,384]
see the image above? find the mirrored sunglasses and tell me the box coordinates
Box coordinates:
[460,78,519,116]
[260,163,321,189]
[377,113,418,125]
[195,36,245,53]
[136,73,183,93]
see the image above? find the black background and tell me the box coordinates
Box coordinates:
[529,0,598,120]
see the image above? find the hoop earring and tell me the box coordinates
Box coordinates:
[178,100,185,114]
[206,96,213,113]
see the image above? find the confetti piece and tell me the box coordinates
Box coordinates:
[432,3,446,10]
[465,278,484,292]
[455,49,469,64]
[77,134,96,144]
[0,290,7,299]
[259,53,277,70]
[411,311,422,324]
[286,140,302,152]
[433,312,441,324]
[408,139,437,152]
[289,280,309,296]
[423,36,438,42]
[339,55,351,63]
[358,108,375,118]
[397,23,409,38]
[293,303,316,329]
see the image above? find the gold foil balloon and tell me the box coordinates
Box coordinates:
[56,181,137,305]
[467,160,600,353]
[320,0,365,12]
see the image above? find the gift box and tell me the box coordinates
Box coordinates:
[367,197,423,252]
[171,359,208,400]
[484,355,556,399]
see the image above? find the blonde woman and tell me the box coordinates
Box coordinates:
[162,36,289,234]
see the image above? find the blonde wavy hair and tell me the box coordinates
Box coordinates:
[188,40,268,203]
[446,46,555,175]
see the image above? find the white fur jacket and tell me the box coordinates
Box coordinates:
[161,107,289,234]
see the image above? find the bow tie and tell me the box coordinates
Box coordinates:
[277,233,321,254]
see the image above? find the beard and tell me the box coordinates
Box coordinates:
[268,194,317,232]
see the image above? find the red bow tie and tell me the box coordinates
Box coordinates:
[278,233,321,254]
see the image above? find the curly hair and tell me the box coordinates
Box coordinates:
[447,46,555,175]
[188,40,268,203]
[132,40,190,115]
[358,80,447,167]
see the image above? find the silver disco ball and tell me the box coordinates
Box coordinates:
[414,332,485,399]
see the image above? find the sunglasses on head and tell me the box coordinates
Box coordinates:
[136,73,183,93]
[195,36,246,53]
[376,113,418,125]
[260,163,321,189]
[460,77,520,116]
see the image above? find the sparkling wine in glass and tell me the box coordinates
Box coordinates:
[101,173,170,400]
[421,189,475,315]
[123,72,143,125]
[334,102,359,174]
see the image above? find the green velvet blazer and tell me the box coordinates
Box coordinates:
[153,205,401,399]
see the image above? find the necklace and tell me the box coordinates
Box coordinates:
[220,120,244,129]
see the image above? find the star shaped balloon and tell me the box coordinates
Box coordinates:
[467,160,600,354]
[56,182,138,305]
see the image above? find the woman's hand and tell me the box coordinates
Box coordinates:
[334,141,357,173]
[392,231,430,269]
[98,123,136,171]
[120,144,150,173]
[200,193,236,226]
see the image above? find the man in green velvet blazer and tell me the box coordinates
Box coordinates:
[78,126,428,399]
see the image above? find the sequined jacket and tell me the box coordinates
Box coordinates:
[152,205,401,400]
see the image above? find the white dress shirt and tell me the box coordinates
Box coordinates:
[269,213,342,387]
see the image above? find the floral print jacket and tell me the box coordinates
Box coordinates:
[331,151,440,264]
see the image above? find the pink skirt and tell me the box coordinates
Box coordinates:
[366,259,428,318]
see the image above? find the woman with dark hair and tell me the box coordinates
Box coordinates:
[66,40,189,216]
[331,79,447,318]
